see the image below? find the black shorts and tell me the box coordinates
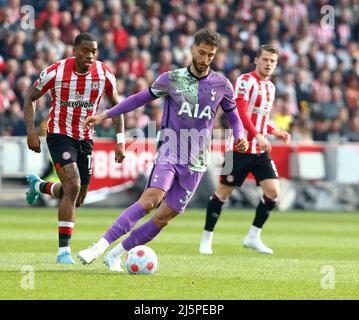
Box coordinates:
[46,133,93,186]
[220,151,278,187]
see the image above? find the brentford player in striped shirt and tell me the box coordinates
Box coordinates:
[200,45,291,255]
[24,33,126,264]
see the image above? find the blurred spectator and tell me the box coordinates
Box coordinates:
[36,0,61,29]
[2,101,26,136]
[312,116,330,141]
[99,32,117,62]
[111,14,128,54]
[95,118,116,138]
[42,27,66,61]
[347,115,359,142]
[290,118,313,143]
[151,49,177,77]
[272,98,293,132]
[172,34,190,66]
[0,79,16,112]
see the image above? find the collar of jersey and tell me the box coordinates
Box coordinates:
[73,69,91,76]
[251,71,269,83]
[187,66,212,80]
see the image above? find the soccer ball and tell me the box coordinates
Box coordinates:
[125,245,158,275]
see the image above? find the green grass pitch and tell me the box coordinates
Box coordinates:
[0,207,359,300]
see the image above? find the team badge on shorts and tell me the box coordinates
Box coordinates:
[62,151,71,160]
[226,175,234,183]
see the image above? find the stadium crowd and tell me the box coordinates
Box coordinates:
[0,0,358,142]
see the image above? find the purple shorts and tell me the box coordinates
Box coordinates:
[146,162,204,213]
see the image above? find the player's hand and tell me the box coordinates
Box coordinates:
[275,130,291,144]
[83,112,108,130]
[27,131,41,153]
[83,115,101,130]
[115,143,126,163]
[255,133,271,152]
[234,138,249,153]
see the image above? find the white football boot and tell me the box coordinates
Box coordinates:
[243,235,273,254]
[199,231,213,254]
[104,250,123,272]
[77,244,101,264]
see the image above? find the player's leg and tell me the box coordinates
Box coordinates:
[55,163,81,263]
[75,185,88,207]
[31,134,81,263]
[73,139,94,208]
[25,173,64,205]
[199,183,234,254]
[243,153,279,254]
[77,186,166,266]
[254,179,279,230]
[104,200,178,271]
[200,151,247,254]
[102,165,203,272]
[77,163,175,265]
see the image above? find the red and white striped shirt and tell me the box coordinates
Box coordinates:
[228,71,276,154]
[34,57,117,140]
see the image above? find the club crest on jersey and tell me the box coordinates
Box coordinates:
[211,89,216,101]
[178,101,212,120]
[91,81,99,90]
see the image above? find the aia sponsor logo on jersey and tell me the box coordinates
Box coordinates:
[178,102,213,120]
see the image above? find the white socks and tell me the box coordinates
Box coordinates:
[248,225,262,239]
[201,230,213,242]
[109,242,126,257]
[58,246,71,255]
[95,238,110,255]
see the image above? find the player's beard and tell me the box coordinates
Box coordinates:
[258,66,273,79]
[192,58,209,76]
[76,58,92,73]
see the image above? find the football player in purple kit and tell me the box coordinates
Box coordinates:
[77,29,249,271]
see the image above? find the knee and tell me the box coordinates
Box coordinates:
[264,188,280,201]
[153,215,170,228]
[64,180,81,198]
[216,184,234,202]
[139,194,162,212]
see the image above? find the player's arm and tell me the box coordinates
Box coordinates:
[236,97,270,151]
[107,92,126,163]
[25,62,58,153]
[84,89,157,129]
[24,86,45,153]
[84,72,169,130]
[268,124,291,144]
[234,76,271,152]
[221,80,248,153]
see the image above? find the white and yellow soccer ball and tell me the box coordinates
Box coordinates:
[125,245,158,275]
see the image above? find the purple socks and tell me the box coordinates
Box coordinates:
[122,218,162,251]
[103,202,147,244]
